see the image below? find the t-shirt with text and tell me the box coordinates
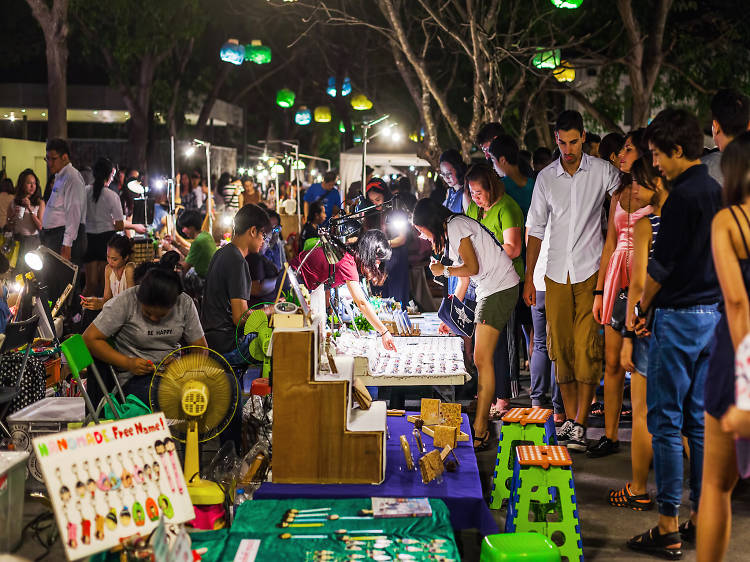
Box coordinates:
[92,288,203,384]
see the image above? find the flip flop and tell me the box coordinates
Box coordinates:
[473,430,492,452]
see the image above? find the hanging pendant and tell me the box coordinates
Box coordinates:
[132,502,146,526]
[157,494,174,519]
[80,518,91,545]
[105,508,118,530]
[95,514,105,541]
[119,505,132,527]
[121,469,133,488]
[133,465,144,485]
[145,497,159,521]
[67,521,78,549]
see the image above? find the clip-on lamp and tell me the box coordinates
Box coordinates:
[14,251,59,342]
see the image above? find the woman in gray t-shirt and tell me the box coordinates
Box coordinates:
[83,268,206,408]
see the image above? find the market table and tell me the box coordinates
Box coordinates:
[256,412,498,536]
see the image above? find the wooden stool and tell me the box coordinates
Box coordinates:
[505,445,583,562]
[480,532,561,561]
[490,408,557,509]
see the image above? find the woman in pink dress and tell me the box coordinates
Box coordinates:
[589,129,652,458]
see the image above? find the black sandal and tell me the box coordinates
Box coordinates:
[679,519,696,543]
[473,430,492,452]
[608,482,654,511]
[590,400,605,417]
[627,526,682,560]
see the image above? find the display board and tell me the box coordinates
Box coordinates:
[32,413,195,561]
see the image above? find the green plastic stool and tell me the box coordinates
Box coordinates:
[505,445,583,562]
[491,407,557,509]
[480,533,561,562]
[60,334,119,422]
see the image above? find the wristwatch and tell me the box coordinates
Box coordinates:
[443,265,450,277]
[634,301,649,319]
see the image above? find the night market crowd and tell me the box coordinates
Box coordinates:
[1,88,750,561]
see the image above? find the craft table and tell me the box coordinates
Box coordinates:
[335,332,471,387]
[256,413,498,536]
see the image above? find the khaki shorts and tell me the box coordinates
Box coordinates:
[544,273,604,385]
[475,285,519,333]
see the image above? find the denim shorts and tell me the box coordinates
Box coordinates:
[632,335,651,376]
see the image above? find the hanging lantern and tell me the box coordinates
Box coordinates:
[220,39,245,65]
[553,60,576,83]
[326,76,352,97]
[246,40,271,64]
[292,160,306,170]
[351,94,373,111]
[409,131,419,142]
[550,0,583,8]
[314,106,332,123]
[326,77,337,97]
[532,48,561,70]
[276,88,296,108]
[338,121,346,133]
[295,106,312,126]
[272,164,285,174]
[340,77,352,96]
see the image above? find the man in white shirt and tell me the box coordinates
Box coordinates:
[41,139,86,263]
[523,110,620,451]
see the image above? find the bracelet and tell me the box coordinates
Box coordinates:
[593,290,604,296]
[377,331,386,337]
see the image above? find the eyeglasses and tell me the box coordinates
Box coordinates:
[44,155,61,163]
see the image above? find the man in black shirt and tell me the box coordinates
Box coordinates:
[628,109,721,559]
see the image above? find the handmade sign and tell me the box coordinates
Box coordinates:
[33,412,195,561]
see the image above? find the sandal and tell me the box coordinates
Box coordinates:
[621,407,633,420]
[679,519,696,543]
[627,526,682,560]
[608,482,654,511]
[590,400,605,417]
[473,429,492,452]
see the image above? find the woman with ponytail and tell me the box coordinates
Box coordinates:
[84,157,126,296]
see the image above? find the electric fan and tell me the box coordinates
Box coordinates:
[149,346,239,506]
[243,309,273,378]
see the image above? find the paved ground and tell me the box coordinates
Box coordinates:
[12,377,750,561]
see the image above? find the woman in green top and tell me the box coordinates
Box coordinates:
[463,163,524,417]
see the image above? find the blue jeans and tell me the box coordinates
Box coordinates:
[530,291,563,413]
[646,304,719,517]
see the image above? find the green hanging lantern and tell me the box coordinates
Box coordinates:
[550,0,583,8]
[246,40,272,64]
[532,49,561,70]
[338,121,346,133]
[276,88,295,108]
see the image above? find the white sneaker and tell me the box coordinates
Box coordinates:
[556,420,574,444]
[567,423,588,452]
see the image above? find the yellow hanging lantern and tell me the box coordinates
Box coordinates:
[553,60,575,83]
[314,106,332,123]
[351,94,373,111]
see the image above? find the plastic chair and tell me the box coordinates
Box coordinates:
[0,315,40,437]
[480,533,561,562]
[60,334,122,423]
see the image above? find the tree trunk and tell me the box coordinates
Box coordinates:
[120,57,158,171]
[25,0,69,139]
[45,38,68,139]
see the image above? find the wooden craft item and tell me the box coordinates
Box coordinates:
[352,377,372,410]
[439,403,462,429]
[400,435,415,471]
[420,398,441,425]
[419,449,444,484]
[387,409,405,416]
[432,425,458,449]
[407,415,470,443]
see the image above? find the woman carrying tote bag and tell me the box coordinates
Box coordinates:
[412,198,519,452]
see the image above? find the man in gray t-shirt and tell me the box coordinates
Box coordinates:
[91,287,204,386]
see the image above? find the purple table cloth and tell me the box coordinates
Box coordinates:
[256,412,499,536]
